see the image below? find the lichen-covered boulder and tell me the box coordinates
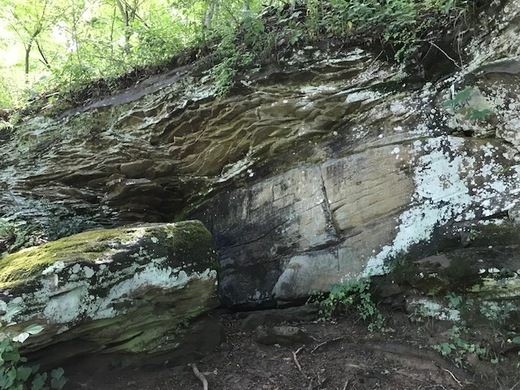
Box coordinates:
[0,220,218,359]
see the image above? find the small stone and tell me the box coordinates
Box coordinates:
[241,306,318,330]
[254,325,312,346]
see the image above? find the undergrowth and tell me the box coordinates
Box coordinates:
[209,0,477,95]
[0,327,66,390]
[28,0,483,111]
[433,325,494,366]
[411,292,520,367]
[314,278,385,332]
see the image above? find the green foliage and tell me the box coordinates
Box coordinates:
[317,278,384,332]
[0,78,16,108]
[433,325,492,366]
[446,292,464,310]
[208,0,473,94]
[0,332,66,390]
[443,86,494,121]
[210,15,273,95]
[321,0,468,61]
[443,86,472,109]
[0,0,476,106]
[479,301,516,326]
[465,107,493,121]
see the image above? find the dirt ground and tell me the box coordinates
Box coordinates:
[63,308,519,390]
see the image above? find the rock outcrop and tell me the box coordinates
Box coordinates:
[0,221,218,360]
[1,1,519,309]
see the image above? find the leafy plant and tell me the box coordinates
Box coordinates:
[324,0,469,61]
[0,327,66,390]
[433,325,492,366]
[479,301,516,328]
[317,278,384,332]
[209,14,275,96]
[443,86,494,121]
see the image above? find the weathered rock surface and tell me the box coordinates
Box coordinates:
[240,305,318,330]
[254,325,311,346]
[1,1,519,309]
[0,220,218,359]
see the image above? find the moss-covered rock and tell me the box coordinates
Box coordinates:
[0,220,219,360]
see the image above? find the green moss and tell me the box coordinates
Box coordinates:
[470,277,520,300]
[0,220,216,291]
[166,221,217,271]
[0,228,137,290]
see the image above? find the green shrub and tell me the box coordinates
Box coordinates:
[0,330,66,390]
[433,325,492,366]
[317,278,384,332]
[0,0,478,106]
[322,0,469,61]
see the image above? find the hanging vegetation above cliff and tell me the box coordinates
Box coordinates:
[0,0,483,108]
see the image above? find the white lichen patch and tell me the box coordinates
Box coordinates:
[408,298,461,322]
[363,135,520,276]
[2,259,217,329]
[218,155,256,183]
[300,84,338,96]
[0,223,218,335]
[43,285,88,323]
[345,90,383,105]
[89,265,216,320]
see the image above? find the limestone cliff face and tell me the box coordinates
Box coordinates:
[1,1,519,307]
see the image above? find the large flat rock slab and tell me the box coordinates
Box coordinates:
[194,135,520,306]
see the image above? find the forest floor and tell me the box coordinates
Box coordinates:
[63,308,519,390]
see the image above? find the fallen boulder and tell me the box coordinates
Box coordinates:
[0,220,218,361]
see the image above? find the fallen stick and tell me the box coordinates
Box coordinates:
[189,363,209,390]
[292,346,306,378]
[442,368,462,388]
[311,337,344,353]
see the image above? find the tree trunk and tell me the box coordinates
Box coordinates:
[36,39,52,70]
[24,41,33,82]
[204,0,219,30]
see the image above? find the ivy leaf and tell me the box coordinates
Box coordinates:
[31,372,47,390]
[50,367,64,380]
[0,367,17,388]
[2,349,21,363]
[50,368,67,389]
[16,366,32,382]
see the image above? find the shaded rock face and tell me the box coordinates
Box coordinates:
[1,2,519,308]
[0,221,218,359]
[194,135,519,306]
